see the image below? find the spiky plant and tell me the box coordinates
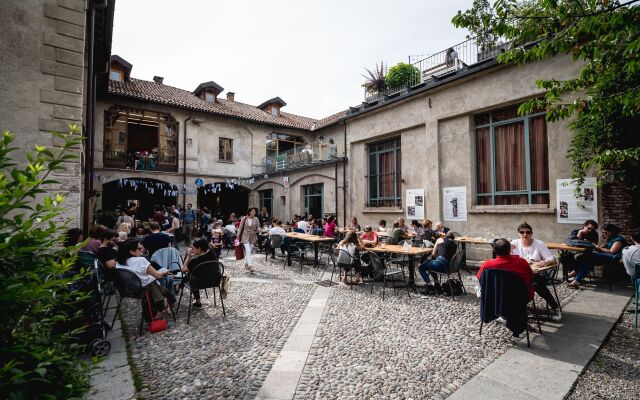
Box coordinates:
[361,61,387,94]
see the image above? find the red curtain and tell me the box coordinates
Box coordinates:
[476,127,491,195]
[529,116,549,204]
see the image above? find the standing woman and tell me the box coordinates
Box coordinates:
[239,207,260,272]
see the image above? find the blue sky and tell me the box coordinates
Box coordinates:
[112,0,474,119]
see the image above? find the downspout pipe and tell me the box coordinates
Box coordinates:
[334,161,338,223]
[342,121,347,227]
[183,114,192,206]
[83,0,108,233]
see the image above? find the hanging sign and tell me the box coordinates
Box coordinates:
[405,189,425,219]
[443,186,468,222]
[556,177,598,224]
[283,176,290,189]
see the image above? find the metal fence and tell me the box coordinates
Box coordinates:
[261,141,339,173]
[364,38,511,102]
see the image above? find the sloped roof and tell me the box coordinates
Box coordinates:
[257,96,287,110]
[108,78,321,130]
[313,110,348,130]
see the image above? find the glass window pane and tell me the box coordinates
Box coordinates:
[532,193,549,205]
[475,113,490,126]
[495,194,528,205]
[494,121,526,192]
[492,105,519,122]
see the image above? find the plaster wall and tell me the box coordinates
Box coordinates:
[345,55,582,246]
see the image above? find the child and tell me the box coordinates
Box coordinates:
[211,228,223,258]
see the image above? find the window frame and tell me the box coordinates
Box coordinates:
[365,137,401,208]
[259,189,273,216]
[303,184,324,217]
[218,137,233,162]
[474,108,549,205]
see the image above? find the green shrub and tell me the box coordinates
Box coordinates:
[385,62,421,88]
[0,127,91,399]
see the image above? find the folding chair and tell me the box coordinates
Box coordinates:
[363,251,410,300]
[427,250,467,301]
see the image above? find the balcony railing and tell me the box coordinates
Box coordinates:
[262,141,339,174]
[364,38,511,102]
[103,150,178,172]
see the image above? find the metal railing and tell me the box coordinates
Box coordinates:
[364,38,511,102]
[103,149,178,172]
[262,141,339,173]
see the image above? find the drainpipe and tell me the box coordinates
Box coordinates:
[342,121,347,227]
[183,114,191,206]
[82,0,108,233]
[334,161,338,223]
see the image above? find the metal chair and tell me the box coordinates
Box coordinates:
[111,269,146,335]
[176,261,225,324]
[286,242,307,271]
[634,263,640,329]
[266,234,285,261]
[151,247,183,273]
[427,250,467,300]
[330,248,360,288]
[363,251,410,300]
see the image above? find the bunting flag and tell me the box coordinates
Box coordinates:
[91,173,254,196]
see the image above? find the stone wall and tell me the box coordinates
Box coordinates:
[600,181,638,241]
[0,0,86,224]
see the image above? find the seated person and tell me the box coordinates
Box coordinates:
[82,224,105,253]
[416,219,438,244]
[569,222,625,287]
[337,231,365,284]
[434,221,450,235]
[310,220,322,235]
[268,220,287,258]
[419,232,457,294]
[348,216,361,232]
[387,221,407,245]
[96,229,119,280]
[477,238,534,301]
[511,222,561,321]
[377,219,389,233]
[179,238,220,308]
[323,216,337,238]
[398,217,409,233]
[622,229,640,278]
[297,217,311,233]
[360,225,379,247]
[116,239,175,305]
[211,229,223,258]
[141,221,171,256]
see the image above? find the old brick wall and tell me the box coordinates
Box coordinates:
[0,0,86,225]
[600,181,638,242]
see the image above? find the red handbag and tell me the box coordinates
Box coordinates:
[145,290,167,333]
[235,217,246,260]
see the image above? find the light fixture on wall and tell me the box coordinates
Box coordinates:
[192,118,203,125]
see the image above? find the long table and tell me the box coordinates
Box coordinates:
[368,245,432,293]
[286,232,335,266]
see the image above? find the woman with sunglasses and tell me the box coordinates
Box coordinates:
[511,222,562,321]
[115,239,176,304]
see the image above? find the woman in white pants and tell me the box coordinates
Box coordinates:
[239,207,260,272]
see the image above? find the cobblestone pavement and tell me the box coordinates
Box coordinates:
[566,297,640,400]
[120,248,582,400]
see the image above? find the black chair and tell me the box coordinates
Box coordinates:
[266,235,285,262]
[95,259,117,321]
[363,251,410,300]
[427,250,467,300]
[479,269,541,348]
[286,242,307,271]
[386,240,411,272]
[330,248,360,288]
[176,261,225,324]
[538,267,563,314]
[111,269,146,335]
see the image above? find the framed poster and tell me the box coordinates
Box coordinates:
[406,189,425,219]
[443,186,467,222]
[556,177,598,224]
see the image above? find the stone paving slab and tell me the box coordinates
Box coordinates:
[447,287,632,400]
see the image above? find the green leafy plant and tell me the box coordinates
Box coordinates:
[452,0,500,51]
[361,61,387,94]
[385,62,421,89]
[0,126,91,399]
[452,0,640,207]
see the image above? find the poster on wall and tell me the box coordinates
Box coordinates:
[556,177,598,224]
[443,186,468,222]
[406,189,425,219]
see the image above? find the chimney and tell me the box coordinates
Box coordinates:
[153,76,164,84]
[226,92,235,101]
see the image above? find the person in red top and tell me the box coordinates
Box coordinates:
[477,238,535,300]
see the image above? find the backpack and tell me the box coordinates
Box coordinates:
[442,279,463,296]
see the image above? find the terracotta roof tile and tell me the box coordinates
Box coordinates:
[313,110,348,130]
[108,78,322,130]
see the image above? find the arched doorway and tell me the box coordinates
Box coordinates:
[197,183,249,220]
[102,178,178,220]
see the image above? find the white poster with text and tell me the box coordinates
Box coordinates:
[443,186,467,222]
[406,189,425,219]
[556,177,598,224]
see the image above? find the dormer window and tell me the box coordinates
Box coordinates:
[258,97,287,117]
[205,93,215,103]
[193,81,224,104]
[271,108,279,117]
[110,69,123,82]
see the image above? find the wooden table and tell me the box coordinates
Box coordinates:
[286,232,335,266]
[369,245,432,293]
